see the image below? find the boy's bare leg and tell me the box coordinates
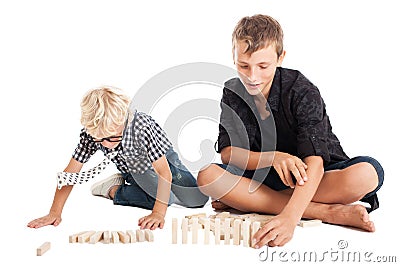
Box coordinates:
[197,164,377,232]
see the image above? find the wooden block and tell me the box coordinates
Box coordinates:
[89,231,104,244]
[191,217,198,244]
[78,231,96,243]
[111,231,120,243]
[251,221,261,247]
[144,229,154,242]
[69,231,88,243]
[172,218,178,244]
[185,213,207,219]
[136,229,145,242]
[204,219,210,245]
[298,219,322,227]
[126,230,136,243]
[216,211,230,218]
[117,231,130,243]
[181,218,188,244]
[224,218,231,245]
[233,219,241,245]
[102,231,110,244]
[242,220,251,247]
[214,218,221,245]
[36,242,50,256]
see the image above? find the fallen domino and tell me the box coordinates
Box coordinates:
[37,242,51,256]
[69,229,154,244]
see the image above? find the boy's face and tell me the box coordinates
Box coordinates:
[94,124,125,150]
[234,40,285,98]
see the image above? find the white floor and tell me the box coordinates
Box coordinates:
[1,1,399,266]
[11,179,398,267]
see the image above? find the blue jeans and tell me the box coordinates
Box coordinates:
[113,148,209,210]
[216,155,384,212]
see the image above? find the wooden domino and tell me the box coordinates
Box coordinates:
[233,219,241,245]
[69,229,153,245]
[172,211,322,247]
[172,218,178,244]
[204,219,210,245]
[298,219,322,227]
[214,218,221,245]
[126,230,136,243]
[181,218,188,244]
[89,231,104,244]
[103,231,111,244]
[136,229,145,242]
[111,231,120,243]
[144,229,154,242]
[242,219,250,247]
[117,231,130,244]
[224,218,231,245]
[78,231,96,243]
[69,231,87,243]
[36,242,50,256]
[191,217,199,244]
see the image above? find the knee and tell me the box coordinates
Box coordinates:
[197,164,220,187]
[358,162,380,191]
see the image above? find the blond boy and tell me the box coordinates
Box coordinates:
[28,86,208,229]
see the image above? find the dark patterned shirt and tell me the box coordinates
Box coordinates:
[216,67,349,166]
[72,110,172,174]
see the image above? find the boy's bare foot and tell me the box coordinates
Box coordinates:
[323,204,375,232]
[211,200,231,210]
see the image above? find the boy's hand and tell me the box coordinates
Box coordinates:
[273,152,308,188]
[27,213,62,228]
[252,213,298,248]
[138,211,165,230]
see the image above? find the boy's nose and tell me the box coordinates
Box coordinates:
[248,68,257,82]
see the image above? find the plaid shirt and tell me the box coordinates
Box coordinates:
[72,110,172,174]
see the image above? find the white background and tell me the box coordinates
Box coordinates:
[0,0,399,266]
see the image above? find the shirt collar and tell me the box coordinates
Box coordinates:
[239,67,281,112]
[267,67,281,112]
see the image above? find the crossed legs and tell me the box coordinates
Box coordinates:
[197,162,379,232]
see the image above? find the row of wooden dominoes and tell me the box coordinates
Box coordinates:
[69,229,154,244]
[171,217,260,247]
[171,212,321,246]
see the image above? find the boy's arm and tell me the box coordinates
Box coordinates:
[138,155,172,230]
[221,146,308,187]
[27,158,83,228]
[252,155,324,248]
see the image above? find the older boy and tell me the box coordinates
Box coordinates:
[197,14,384,247]
[28,86,208,230]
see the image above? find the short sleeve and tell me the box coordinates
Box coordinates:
[72,128,98,163]
[142,118,172,163]
[295,88,330,164]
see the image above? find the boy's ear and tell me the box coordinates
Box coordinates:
[277,50,286,67]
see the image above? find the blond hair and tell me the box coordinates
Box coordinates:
[80,86,131,138]
[232,14,284,58]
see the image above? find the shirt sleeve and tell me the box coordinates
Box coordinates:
[295,88,331,164]
[72,128,98,163]
[141,118,172,163]
[216,87,242,153]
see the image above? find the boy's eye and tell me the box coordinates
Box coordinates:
[259,65,269,69]
[239,65,249,69]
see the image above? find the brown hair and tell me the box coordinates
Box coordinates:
[232,14,284,57]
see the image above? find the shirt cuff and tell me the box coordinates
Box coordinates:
[297,134,330,164]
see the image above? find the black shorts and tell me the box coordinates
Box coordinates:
[215,155,384,212]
